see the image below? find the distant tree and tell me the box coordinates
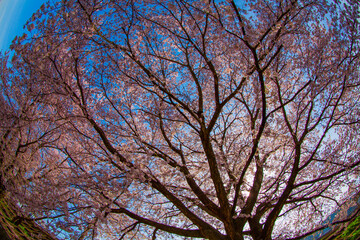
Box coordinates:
[1,0,360,239]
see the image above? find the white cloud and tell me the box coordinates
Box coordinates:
[0,0,22,51]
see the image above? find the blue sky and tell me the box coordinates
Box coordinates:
[0,0,47,52]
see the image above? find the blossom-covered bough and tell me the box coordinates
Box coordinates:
[1,0,359,239]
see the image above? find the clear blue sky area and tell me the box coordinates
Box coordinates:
[0,0,48,52]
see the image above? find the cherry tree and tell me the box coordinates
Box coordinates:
[1,0,360,239]
[0,53,59,239]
